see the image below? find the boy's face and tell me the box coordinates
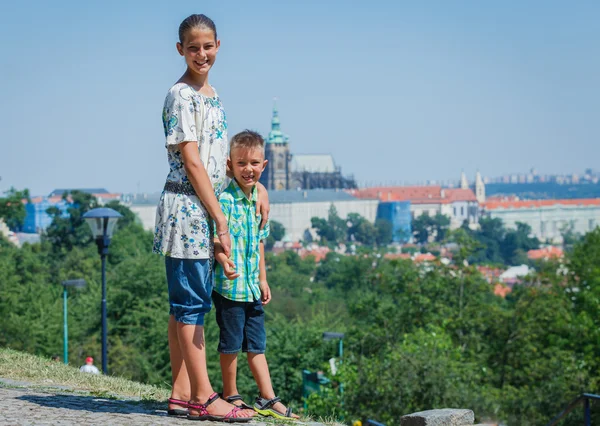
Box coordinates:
[228,145,268,194]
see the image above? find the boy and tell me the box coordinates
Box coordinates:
[213,130,299,420]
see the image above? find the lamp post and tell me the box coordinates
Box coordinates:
[323,331,345,403]
[82,207,122,374]
[60,279,86,365]
[322,332,344,362]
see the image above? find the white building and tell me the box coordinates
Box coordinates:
[350,186,480,229]
[484,199,600,243]
[269,189,379,242]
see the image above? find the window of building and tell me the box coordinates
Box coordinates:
[461,206,465,216]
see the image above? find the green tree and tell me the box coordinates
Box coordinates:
[311,205,346,246]
[265,220,285,250]
[0,187,30,231]
[44,190,98,252]
[412,213,433,244]
[374,218,393,246]
[432,213,451,242]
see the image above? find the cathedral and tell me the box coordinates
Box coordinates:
[260,102,357,191]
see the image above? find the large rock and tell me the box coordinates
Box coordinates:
[400,408,475,426]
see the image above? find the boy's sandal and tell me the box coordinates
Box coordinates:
[187,392,252,423]
[224,394,254,410]
[254,396,297,420]
[167,397,189,416]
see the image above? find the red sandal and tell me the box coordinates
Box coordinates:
[187,392,252,422]
[167,397,189,416]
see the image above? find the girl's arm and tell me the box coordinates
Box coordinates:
[180,141,231,256]
[256,182,270,230]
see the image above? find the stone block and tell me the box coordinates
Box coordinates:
[400,408,475,426]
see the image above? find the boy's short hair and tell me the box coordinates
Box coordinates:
[230,130,265,155]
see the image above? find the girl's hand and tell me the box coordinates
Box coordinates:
[217,229,231,257]
[256,182,270,230]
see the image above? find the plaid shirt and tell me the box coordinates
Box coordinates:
[214,179,269,302]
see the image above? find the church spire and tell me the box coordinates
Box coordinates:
[267,97,287,144]
[460,171,469,189]
[475,170,486,203]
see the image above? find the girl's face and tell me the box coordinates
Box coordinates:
[177,28,220,77]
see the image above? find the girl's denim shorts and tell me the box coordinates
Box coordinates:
[165,256,212,325]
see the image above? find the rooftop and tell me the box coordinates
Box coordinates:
[527,246,564,260]
[291,154,337,173]
[484,198,600,210]
[270,189,369,204]
[349,186,477,204]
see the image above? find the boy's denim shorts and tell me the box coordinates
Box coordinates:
[212,291,266,354]
[165,256,212,325]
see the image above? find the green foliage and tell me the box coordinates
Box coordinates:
[0,187,30,230]
[311,205,347,246]
[456,217,540,266]
[311,210,392,248]
[412,213,451,243]
[265,220,285,250]
[2,189,600,426]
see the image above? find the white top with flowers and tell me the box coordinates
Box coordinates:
[153,83,228,259]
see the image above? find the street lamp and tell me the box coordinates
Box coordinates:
[82,207,122,374]
[61,279,86,365]
[322,332,344,362]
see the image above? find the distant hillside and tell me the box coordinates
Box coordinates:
[486,182,600,200]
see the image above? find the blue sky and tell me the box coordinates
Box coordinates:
[1,0,598,196]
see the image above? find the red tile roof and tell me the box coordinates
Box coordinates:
[414,253,436,262]
[350,186,477,204]
[484,198,600,210]
[494,283,512,298]
[527,246,564,260]
[384,253,411,260]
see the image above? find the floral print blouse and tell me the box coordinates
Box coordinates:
[153,83,228,259]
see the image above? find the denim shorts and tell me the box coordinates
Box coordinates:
[165,257,212,325]
[212,291,266,354]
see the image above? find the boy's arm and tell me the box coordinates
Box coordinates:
[259,240,271,305]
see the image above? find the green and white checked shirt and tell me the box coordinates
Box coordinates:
[214,179,270,302]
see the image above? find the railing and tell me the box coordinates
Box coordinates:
[546,393,600,426]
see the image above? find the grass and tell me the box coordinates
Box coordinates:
[0,347,344,425]
[0,347,169,401]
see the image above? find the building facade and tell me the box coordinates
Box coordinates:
[483,199,600,243]
[350,184,480,229]
[269,190,379,242]
[376,201,412,243]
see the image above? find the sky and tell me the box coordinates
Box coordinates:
[1,0,598,196]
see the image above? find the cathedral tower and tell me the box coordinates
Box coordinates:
[260,100,292,190]
[460,171,469,190]
[475,171,486,203]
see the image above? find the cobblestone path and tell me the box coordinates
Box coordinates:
[0,382,327,426]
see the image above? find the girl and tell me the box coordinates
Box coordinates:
[153,14,268,422]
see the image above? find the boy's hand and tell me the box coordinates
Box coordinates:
[259,280,271,305]
[221,258,240,280]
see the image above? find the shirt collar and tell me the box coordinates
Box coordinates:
[231,178,257,202]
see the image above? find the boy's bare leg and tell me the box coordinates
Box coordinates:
[168,315,190,410]
[220,353,242,402]
[247,352,299,418]
[177,323,254,418]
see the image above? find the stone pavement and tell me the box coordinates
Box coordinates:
[0,384,327,426]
